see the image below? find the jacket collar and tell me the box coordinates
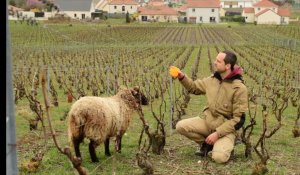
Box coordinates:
[213,66,244,83]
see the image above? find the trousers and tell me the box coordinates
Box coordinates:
[176,117,236,163]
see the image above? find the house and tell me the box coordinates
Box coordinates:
[95,0,110,12]
[242,0,290,24]
[8,5,24,17]
[108,0,139,16]
[138,0,178,22]
[220,0,256,8]
[243,7,254,22]
[8,5,24,14]
[147,0,166,6]
[53,0,101,19]
[8,5,25,20]
[186,0,221,23]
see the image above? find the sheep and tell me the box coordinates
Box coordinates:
[67,86,148,162]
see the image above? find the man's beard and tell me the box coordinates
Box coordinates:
[215,67,226,74]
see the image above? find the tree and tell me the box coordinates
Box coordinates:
[126,11,130,23]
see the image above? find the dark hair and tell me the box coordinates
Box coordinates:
[222,50,237,71]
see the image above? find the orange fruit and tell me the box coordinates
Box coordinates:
[169,66,180,78]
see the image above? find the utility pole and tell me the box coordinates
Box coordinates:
[6,0,19,174]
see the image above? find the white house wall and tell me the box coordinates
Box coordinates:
[139,15,178,22]
[44,12,55,19]
[221,1,253,8]
[238,1,253,7]
[21,11,35,18]
[109,4,138,14]
[186,8,220,23]
[220,8,226,17]
[281,16,289,24]
[242,12,254,22]
[257,10,280,24]
[64,11,92,19]
[102,5,109,12]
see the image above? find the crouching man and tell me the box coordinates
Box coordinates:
[169,50,248,163]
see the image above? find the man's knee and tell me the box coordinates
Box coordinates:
[212,152,230,163]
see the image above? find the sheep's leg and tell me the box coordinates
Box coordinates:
[89,140,99,162]
[116,135,122,153]
[73,136,83,158]
[104,138,111,156]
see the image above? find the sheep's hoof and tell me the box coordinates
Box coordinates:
[91,158,99,163]
[105,153,111,157]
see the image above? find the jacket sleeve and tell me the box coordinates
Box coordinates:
[215,85,248,137]
[179,74,207,95]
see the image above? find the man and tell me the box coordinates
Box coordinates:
[169,50,248,163]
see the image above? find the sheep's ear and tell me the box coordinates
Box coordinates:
[133,86,140,92]
[131,89,138,95]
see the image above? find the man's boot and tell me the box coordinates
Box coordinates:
[195,142,213,157]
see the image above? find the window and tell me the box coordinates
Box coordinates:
[81,14,85,19]
[122,6,125,11]
[211,9,214,12]
[131,6,132,9]
[199,16,202,21]
[258,7,260,10]
[114,6,117,9]
[192,8,195,12]
[209,17,215,23]
[281,17,285,23]
[74,13,77,17]
[141,16,147,21]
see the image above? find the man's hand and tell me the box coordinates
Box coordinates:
[205,132,219,145]
[169,66,184,79]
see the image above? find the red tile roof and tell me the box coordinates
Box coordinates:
[108,0,138,5]
[175,4,188,12]
[8,5,24,11]
[255,8,276,16]
[187,0,220,8]
[243,7,254,13]
[138,5,178,15]
[277,8,290,17]
[253,0,278,7]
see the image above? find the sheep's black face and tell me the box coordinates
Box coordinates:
[139,92,149,105]
[131,87,149,105]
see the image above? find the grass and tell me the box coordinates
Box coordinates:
[10,21,300,174]
[14,74,300,175]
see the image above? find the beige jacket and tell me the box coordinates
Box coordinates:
[179,69,248,137]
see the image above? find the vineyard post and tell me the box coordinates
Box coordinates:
[47,66,50,96]
[106,65,110,95]
[296,66,299,88]
[169,77,173,135]
[6,1,18,172]
[260,76,264,105]
[114,54,118,94]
